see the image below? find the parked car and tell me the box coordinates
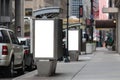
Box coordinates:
[0,28,25,77]
[18,37,36,71]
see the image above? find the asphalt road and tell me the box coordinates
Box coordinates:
[0,69,36,80]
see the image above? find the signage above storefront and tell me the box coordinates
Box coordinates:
[102,7,118,13]
[95,20,116,28]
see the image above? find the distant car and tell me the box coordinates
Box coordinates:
[18,37,36,70]
[0,28,25,77]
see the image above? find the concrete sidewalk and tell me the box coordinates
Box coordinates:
[13,48,120,80]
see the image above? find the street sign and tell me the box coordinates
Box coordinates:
[79,5,83,18]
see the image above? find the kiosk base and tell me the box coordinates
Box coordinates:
[36,60,57,76]
[69,51,79,61]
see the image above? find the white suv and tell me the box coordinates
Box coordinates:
[0,28,25,77]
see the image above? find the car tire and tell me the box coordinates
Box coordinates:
[27,59,36,71]
[18,58,25,75]
[21,59,25,73]
[8,59,14,77]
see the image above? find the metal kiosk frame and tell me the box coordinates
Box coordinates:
[33,19,63,76]
[68,29,80,61]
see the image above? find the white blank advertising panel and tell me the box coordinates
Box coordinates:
[34,20,54,58]
[68,30,79,51]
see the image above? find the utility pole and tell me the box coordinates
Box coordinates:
[90,0,94,41]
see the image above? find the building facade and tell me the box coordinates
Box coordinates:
[114,0,120,53]
[82,0,91,19]
[11,0,68,36]
[0,0,12,28]
[69,0,82,18]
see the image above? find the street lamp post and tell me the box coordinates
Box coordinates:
[64,0,70,62]
[79,5,83,54]
[90,0,94,41]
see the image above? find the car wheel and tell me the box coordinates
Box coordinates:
[21,59,25,73]
[18,59,25,75]
[8,59,14,77]
[27,59,36,71]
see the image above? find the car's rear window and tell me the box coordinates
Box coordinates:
[0,30,10,43]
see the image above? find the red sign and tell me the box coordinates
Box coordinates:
[79,5,83,18]
[86,19,91,26]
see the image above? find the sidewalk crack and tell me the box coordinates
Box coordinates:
[71,53,96,80]
[71,63,87,80]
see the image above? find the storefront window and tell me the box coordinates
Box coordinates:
[25,8,32,16]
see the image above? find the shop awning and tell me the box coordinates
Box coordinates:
[95,20,116,28]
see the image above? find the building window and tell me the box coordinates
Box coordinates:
[71,0,82,18]
[25,8,32,16]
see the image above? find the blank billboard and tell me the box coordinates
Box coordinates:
[34,20,54,58]
[68,30,79,51]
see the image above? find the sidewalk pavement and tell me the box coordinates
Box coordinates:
[13,47,120,80]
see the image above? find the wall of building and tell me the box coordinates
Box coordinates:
[99,0,108,20]
[0,0,12,28]
[58,0,67,18]
[82,0,91,19]
[117,9,120,53]
[69,0,82,18]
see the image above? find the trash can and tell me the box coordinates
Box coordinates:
[86,43,93,54]
[69,51,79,61]
[36,60,57,76]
